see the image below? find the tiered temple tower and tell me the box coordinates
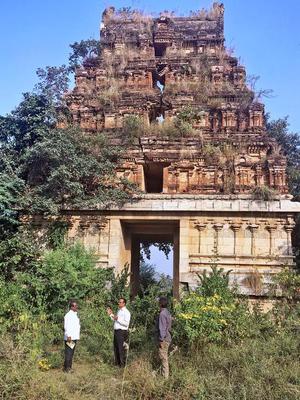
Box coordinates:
[62,3,300,298]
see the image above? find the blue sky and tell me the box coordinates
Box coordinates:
[143,246,173,277]
[1,0,299,132]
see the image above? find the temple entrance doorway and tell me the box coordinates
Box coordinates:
[122,220,179,298]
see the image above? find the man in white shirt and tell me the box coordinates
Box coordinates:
[107,297,131,367]
[63,300,80,372]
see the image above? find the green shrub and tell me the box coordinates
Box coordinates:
[174,291,238,344]
[252,185,278,201]
[173,267,273,346]
[78,302,113,362]
[31,242,111,319]
[122,115,145,143]
[0,228,41,281]
[197,265,233,299]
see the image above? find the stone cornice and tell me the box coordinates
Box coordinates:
[61,195,300,213]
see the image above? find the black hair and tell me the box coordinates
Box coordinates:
[119,297,126,305]
[159,296,168,308]
[69,300,78,309]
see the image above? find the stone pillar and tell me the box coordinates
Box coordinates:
[78,219,89,247]
[173,227,180,299]
[136,164,145,191]
[284,224,294,256]
[96,218,109,254]
[194,222,206,254]
[179,219,190,282]
[231,224,242,255]
[255,165,264,187]
[108,219,129,273]
[130,237,140,298]
[266,225,277,256]
[162,166,169,193]
[213,223,223,254]
[269,167,275,187]
[248,224,259,256]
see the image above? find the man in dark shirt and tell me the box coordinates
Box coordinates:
[157,296,172,379]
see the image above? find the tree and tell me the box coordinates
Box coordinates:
[35,65,70,106]
[0,56,136,218]
[20,127,135,214]
[69,39,101,71]
[0,172,24,239]
[0,92,53,153]
[266,116,300,267]
[266,116,300,200]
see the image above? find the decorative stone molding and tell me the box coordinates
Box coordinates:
[78,217,108,247]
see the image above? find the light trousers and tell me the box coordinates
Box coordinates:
[158,341,170,379]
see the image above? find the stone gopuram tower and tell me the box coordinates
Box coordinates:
[63,3,300,297]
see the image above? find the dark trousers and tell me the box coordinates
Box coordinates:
[113,329,128,367]
[64,340,77,371]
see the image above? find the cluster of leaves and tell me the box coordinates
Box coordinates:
[174,267,273,346]
[175,292,238,343]
[0,239,105,325]
[266,116,300,266]
[252,185,278,201]
[176,105,204,123]
[266,116,300,200]
[0,172,24,239]
[69,39,101,71]
[121,109,203,143]
[121,115,145,144]
[0,57,138,225]
[272,268,300,300]
[140,241,173,262]
[23,127,135,214]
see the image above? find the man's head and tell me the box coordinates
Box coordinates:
[69,300,78,312]
[159,296,168,309]
[118,298,126,309]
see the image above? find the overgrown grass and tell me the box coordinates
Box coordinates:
[1,242,300,399]
[1,329,300,400]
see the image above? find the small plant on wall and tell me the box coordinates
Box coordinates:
[252,185,278,201]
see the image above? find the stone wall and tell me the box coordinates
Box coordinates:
[61,195,299,296]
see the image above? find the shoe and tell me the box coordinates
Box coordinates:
[63,368,73,373]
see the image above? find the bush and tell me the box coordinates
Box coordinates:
[30,242,111,319]
[252,185,278,201]
[0,228,41,281]
[122,115,145,143]
[174,291,238,344]
[173,267,273,346]
[78,301,113,362]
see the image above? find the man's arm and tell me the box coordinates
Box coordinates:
[64,314,72,342]
[116,309,130,329]
[159,313,168,342]
[106,307,115,321]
